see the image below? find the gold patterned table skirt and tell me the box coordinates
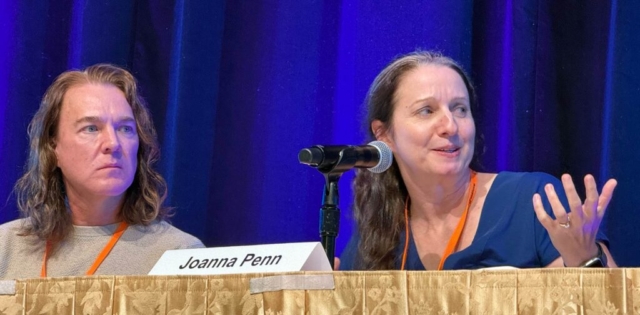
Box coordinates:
[0,268,637,314]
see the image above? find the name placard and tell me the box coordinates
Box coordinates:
[148,242,332,275]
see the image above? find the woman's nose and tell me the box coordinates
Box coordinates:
[101,128,121,154]
[436,110,458,137]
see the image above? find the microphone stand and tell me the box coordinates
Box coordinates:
[320,172,341,270]
[315,149,360,270]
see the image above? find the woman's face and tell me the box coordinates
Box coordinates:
[374,64,475,177]
[54,83,140,201]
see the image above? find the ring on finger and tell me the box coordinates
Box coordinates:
[558,215,571,228]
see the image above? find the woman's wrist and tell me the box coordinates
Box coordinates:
[563,243,606,267]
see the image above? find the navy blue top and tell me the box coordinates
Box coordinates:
[339,172,609,270]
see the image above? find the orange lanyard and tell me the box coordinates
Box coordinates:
[41,221,129,277]
[401,171,477,270]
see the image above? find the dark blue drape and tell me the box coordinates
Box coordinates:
[1,0,639,266]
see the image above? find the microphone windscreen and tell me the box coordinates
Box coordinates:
[298,147,323,166]
[367,141,393,173]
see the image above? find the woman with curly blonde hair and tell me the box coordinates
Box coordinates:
[0,64,203,279]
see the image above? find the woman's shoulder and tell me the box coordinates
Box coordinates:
[0,218,41,255]
[489,171,560,187]
[0,218,28,235]
[480,171,562,202]
[131,220,205,249]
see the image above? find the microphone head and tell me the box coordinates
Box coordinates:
[367,141,393,173]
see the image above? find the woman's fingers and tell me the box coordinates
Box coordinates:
[582,175,599,221]
[544,183,570,225]
[534,174,616,230]
[533,193,555,230]
[596,179,618,219]
[561,174,584,222]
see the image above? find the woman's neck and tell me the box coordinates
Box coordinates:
[66,193,124,226]
[404,169,473,224]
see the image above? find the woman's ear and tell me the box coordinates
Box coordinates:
[371,120,391,145]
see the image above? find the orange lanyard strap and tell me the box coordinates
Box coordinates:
[437,172,477,270]
[402,171,477,271]
[401,195,411,270]
[41,221,129,277]
[40,242,50,277]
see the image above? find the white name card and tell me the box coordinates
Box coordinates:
[148,242,332,275]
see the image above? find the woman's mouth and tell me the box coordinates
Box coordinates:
[434,147,460,153]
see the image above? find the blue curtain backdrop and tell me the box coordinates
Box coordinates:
[1,0,639,266]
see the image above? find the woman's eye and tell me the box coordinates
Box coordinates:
[418,107,434,116]
[120,125,135,133]
[84,125,98,132]
[453,105,468,117]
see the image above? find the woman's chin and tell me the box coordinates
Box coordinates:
[430,165,469,176]
[93,185,130,197]
[94,179,134,196]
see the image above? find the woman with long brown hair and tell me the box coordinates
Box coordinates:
[339,51,616,270]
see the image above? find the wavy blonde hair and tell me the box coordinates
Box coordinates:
[15,64,169,242]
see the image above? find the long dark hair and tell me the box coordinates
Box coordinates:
[352,51,481,269]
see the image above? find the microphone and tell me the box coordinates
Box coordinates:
[298,140,393,173]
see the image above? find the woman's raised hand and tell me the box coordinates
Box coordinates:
[533,174,617,267]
